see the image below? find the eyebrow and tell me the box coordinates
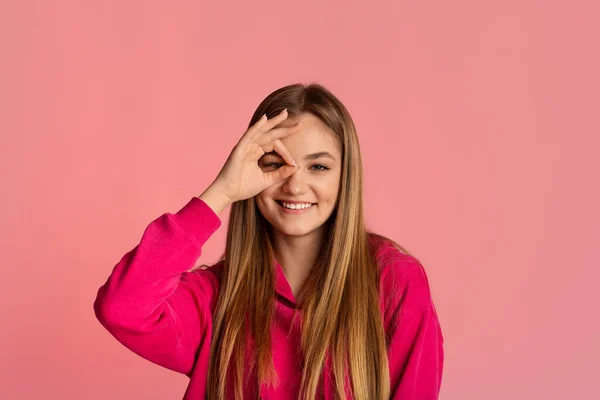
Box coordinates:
[303,151,336,161]
[262,151,336,161]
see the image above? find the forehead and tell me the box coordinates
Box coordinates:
[274,112,341,156]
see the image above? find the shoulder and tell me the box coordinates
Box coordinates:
[188,259,225,284]
[368,232,425,283]
[368,233,436,316]
[179,259,225,309]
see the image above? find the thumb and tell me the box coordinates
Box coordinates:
[265,164,299,185]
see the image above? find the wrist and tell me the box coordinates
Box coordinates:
[198,183,233,215]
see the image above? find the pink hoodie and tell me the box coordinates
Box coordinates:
[94,196,444,399]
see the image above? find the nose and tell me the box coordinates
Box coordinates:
[281,167,308,195]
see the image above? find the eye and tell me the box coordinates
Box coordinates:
[310,164,329,171]
[263,162,283,169]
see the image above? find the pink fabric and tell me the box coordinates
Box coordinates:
[94,197,444,399]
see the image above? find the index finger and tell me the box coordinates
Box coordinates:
[255,121,302,147]
[247,109,290,141]
[239,113,269,144]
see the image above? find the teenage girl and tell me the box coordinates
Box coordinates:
[94,83,444,399]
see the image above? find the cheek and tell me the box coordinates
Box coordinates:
[255,186,279,213]
[257,185,277,200]
[315,177,340,203]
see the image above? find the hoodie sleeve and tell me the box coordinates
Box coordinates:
[93,197,222,377]
[380,253,445,400]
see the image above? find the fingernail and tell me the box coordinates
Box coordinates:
[282,108,288,113]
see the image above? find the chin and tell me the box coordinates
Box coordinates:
[272,222,317,237]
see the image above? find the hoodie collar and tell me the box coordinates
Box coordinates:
[273,257,297,305]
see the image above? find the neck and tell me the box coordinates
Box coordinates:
[270,225,328,298]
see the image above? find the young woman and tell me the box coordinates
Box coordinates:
[94,83,444,399]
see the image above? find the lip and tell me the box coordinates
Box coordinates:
[276,199,315,204]
[276,200,315,214]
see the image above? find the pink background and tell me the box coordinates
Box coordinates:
[1,1,598,399]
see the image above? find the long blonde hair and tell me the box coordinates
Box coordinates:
[205,83,412,399]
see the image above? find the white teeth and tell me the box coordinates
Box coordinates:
[281,201,313,210]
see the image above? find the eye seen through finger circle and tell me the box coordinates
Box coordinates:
[261,162,283,169]
[260,161,330,172]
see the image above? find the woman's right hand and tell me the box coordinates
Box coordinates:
[200,109,302,212]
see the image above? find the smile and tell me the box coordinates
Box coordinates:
[276,200,315,214]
